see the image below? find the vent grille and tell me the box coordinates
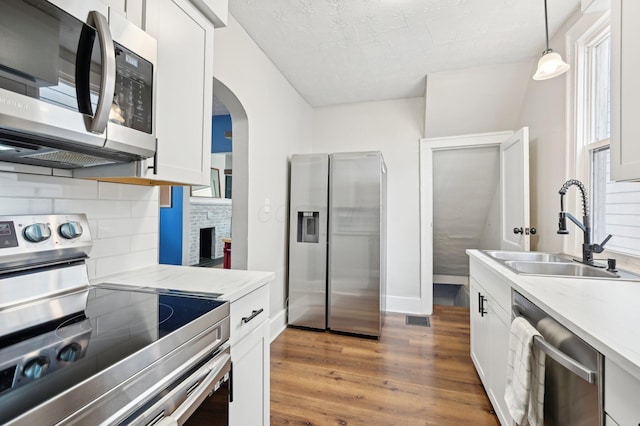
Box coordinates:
[406,315,430,327]
[25,151,115,167]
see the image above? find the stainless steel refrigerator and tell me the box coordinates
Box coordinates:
[287,151,387,338]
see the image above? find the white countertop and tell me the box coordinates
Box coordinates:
[90,264,275,303]
[467,249,640,382]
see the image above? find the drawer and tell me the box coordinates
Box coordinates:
[605,358,640,425]
[230,284,270,344]
[470,257,511,312]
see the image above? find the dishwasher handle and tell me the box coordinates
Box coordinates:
[532,335,597,384]
[512,305,598,384]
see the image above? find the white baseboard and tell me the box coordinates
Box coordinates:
[269,308,287,343]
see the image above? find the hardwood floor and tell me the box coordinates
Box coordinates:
[270,306,499,426]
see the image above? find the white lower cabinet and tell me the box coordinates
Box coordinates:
[605,358,640,425]
[470,278,489,382]
[229,284,270,426]
[469,259,513,426]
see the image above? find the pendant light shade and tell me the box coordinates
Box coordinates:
[533,0,570,80]
[533,50,570,80]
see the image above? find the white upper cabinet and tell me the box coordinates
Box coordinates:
[143,0,214,185]
[611,0,640,181]
[190,0,229,27]
[99,0,143,28]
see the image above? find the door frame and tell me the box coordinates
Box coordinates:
[419,131,513,315]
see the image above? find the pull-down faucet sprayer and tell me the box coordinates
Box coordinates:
[558,179,612,266]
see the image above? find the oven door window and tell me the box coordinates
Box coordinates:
[0,0,102,114]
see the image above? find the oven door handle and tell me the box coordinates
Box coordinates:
[147,352,231,426]
[170,352,231,424]
[512,305,597,384]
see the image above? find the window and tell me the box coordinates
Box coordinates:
[579,24,640,258]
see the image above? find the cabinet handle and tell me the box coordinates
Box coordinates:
[241,308,264,324]
[480,295,487,317]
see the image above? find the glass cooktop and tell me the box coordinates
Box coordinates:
[0,284,227,424]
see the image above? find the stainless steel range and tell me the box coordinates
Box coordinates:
[0,214,231,425]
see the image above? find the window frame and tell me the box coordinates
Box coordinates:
[573,14,640,266]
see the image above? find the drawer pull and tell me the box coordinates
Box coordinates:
[241,308,264,324]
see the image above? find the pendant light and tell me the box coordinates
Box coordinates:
[533,0,570,80]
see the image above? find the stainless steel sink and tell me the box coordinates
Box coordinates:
[503,260,619,278]
[481,250,640,281]
[483,250,569,263]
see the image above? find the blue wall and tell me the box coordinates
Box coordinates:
[212,115,232,153]
[159,115,232,264]
[159,186,183,265]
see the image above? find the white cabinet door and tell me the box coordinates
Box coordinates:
[500,127,530,251]
[604,358,640,426]
[470,278,489,384]
[144,0,213,185]
[230,321,270,426]
[611,0,640,181]
[470,261,515,426]
[488,303,513,426]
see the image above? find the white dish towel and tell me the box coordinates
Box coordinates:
[504,317,546,426]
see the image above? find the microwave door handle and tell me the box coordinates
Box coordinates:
[86,11,116,133]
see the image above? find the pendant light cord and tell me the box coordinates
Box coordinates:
[544,0,551,53]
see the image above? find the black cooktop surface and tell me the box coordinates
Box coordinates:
[0,284,227,424]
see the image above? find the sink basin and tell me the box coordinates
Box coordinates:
[480,250,640,281]
[483,250,569,263]
[503,260,620,278]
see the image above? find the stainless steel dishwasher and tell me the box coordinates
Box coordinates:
[512,291,603,425]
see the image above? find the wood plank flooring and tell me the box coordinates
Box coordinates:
[270,306,499,426]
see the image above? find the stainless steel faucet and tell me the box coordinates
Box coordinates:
[558,179,612,266]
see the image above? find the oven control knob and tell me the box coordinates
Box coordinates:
[59,222,83,239]
[23,223,52,243]
[23,357,50,379]
[58,343,82,362]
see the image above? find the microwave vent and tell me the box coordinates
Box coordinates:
[24,151,115,168]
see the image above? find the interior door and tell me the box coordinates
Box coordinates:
[500,127,530,251]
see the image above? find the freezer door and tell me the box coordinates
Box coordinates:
[328,152,384,337]
[287,154,329,330]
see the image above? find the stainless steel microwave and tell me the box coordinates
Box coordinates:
[0,0,157,169]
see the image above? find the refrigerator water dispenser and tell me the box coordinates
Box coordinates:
[297,211,319,243]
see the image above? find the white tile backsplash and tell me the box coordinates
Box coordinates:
[130,234,158,252]
[0,171,160,280]
[99,181,159,201]
[95,249,158,278]
[90,236,132,258]
[0,172,98,199]
[54,199,132,219]
[0,198,53,215]
[97,216,159,238]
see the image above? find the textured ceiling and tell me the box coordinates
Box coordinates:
[229,0,581,107]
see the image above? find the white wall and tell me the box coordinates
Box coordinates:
[213,16,314,327]
[0,171,159,280]
[425,62,532,138]
[312,97,424,313]
[516,11,582,253]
